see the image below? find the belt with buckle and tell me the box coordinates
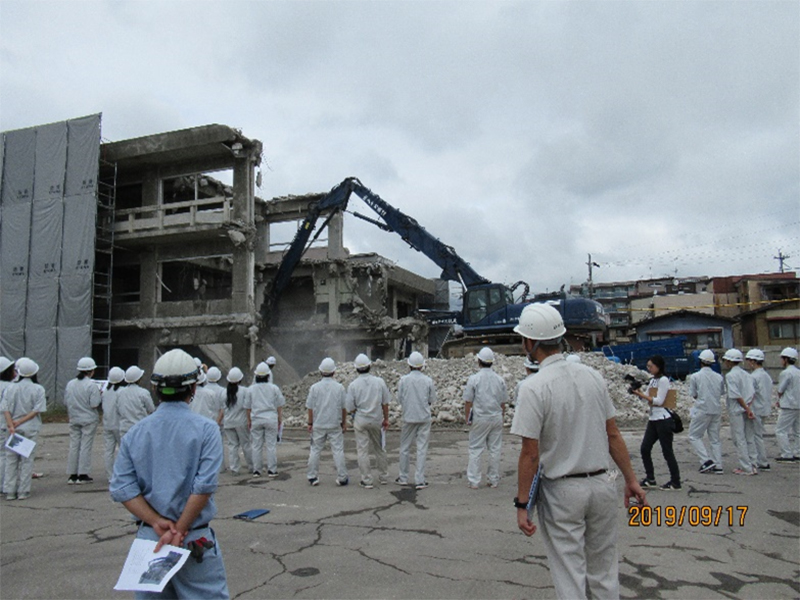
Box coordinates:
[562,469,607,479]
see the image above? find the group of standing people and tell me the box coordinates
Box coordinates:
[630,345,800,491]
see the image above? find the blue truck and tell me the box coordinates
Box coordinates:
[601,336,692,379]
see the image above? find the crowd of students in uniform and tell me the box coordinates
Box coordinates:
[633,346,800,492]
[1,344,798,503]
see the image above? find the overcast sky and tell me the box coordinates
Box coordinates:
[1,1,798,295]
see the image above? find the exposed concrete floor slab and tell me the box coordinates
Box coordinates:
[1,425,798,599]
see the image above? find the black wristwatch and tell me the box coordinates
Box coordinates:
[513,497,527,509]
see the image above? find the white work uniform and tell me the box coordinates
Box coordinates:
[776,364,800,459]
[346,373,391,486]
[191,385,223,422]
[306,377,348,482]
[511,354,618,600]
[463,367,507,487]
[0,380,12,490]
[117,384,155,437]
[725,366,756,471]
[2,378,47,498]
[65,376,101,476]
[101,385,122,480]
[246,381,285,474]
[223,386,253,473]
[688,367,724,468]
[750,367,774,466]
[396,369,437,485]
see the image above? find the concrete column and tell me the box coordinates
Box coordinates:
[140,250,158,318]
[327,212,345,260]
[231,156,255,314]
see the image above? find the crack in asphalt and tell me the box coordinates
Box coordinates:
[620,556,800,598]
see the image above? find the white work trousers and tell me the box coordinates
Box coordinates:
[354,420,387,485]
[398,421,431,485]
[67,421,98,476]
[688,412,722,468]
[224,425,253,473]
[3,429,40,497]
[251,420,279,474]
[307,426,348,481]
[728,412,755,471]
[103,427,121,480]
[537,474,620,600]
[776,408,800,458]
[0,427,7,490]
[752,415,768,467]
[467,416,503,487]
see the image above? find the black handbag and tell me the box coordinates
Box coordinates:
[667,409,684,433]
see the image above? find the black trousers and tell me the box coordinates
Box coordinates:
[641,418,681,485]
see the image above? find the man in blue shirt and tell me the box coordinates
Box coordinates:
[110,349,229,599]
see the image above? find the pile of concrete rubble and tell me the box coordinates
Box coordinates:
[279,352,697,428]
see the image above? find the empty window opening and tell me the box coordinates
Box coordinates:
[159,258,232,302]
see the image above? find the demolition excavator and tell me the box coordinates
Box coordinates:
[260,177,607,357]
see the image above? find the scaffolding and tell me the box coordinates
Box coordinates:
[93,157,117,377]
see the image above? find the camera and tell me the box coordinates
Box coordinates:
[624,374,644,394]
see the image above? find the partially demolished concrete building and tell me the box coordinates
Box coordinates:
[0,117,438,399]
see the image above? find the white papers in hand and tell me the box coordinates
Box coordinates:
[114,539,191,593]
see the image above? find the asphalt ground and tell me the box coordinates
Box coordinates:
[1,423,798,600]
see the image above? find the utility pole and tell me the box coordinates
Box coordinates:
[587,254,600,298]
[774,249,790,273]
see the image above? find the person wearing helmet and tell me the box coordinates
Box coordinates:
[396,351,437,490]
[511,304,647,600]
[102,367,126,480]
[722,349,758,475]
[245,362,286,478]
[345,354,391,489]
[745,349,774,470]
[0,356,17,493]
[222,367,254,475]
[110,348,229,598]
[266,356,277,369]
[463,347,508,489]
[65,357,102,484]
[2,358,47,501]
[775,347,800,463]
[118,365,156,437]
[513,358,539,408]
[306,358,349,486]
[687,350,725,474]
[203,367,226,426]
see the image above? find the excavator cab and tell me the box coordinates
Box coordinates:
[463,284,514,326]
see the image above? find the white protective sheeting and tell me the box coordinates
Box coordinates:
[0,114,101,403]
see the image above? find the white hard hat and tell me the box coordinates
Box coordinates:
[781,347,799,360]
[77,357,97,371]
[254,362,271,377]
[194,357,202,367]
[107,366,125,385]
[226,367,244,383]
[698,349,716,363]
[514,303,566,341]
[197,371,207,385]
[523,357,539,371]
[477,347,494,364]
[151,349,199,394]
[16,357,39,378]
[407,351,425,368]
[125,365,145,383]
[745,349,765,362]
[319,357,336,374]
[566,354,581,364]
[206,366,222,382]
[266,356,277,367]
[722,349,743,363]
[354,353,371,369]
[0,356,13,373]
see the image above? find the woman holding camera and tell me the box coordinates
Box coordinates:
[632,355,682,490]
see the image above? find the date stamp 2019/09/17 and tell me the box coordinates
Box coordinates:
[628,505,748,527]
